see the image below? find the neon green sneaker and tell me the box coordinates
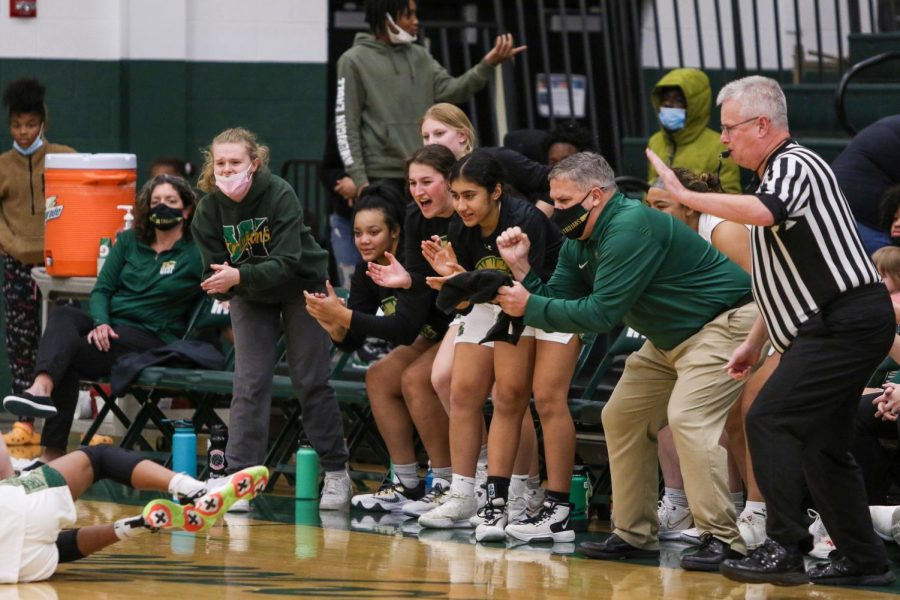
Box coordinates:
[194,466,269,526]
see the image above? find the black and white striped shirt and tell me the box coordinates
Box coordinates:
[750,140,881,353]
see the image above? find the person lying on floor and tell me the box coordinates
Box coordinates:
[0,435,267,584]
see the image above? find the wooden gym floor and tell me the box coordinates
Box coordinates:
[7,480,898,599]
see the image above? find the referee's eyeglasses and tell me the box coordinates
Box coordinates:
[721,116,760,138]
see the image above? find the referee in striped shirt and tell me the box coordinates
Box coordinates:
[648,76,895,587]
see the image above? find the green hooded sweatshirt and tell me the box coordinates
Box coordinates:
[335,33,493,187]
[191,168,328,304]
[647,68,740,194]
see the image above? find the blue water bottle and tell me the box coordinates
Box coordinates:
[171,420,197,477]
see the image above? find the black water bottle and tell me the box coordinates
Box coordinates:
[207,424,228,479]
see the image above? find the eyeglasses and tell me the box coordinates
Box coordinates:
[720,116,760,137]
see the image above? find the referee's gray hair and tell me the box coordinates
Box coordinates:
[716,76,789,129]
[548,152,617,190]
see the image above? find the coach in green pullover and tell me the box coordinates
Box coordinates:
[496,152,758,571]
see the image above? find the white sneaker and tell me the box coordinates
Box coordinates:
[679,527,702,545]
[658,495,692,541]
[474,498,508,542]
[738,507,768,550]
[869,505,899,542]
[807,509,836,559]
[319,470,352,511]
[524,485,546,516]
[350,476,424,512]
[403,477,449,517]
[508,485,546,525]
[418,491,477,529]
[475,466,488,509]
[505,499,575,543]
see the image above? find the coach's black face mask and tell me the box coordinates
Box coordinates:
[551,189,592,240]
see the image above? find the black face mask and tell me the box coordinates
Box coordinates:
[551,190,592,240]
[149,204,184,230]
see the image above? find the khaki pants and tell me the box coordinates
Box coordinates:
[600,303,758,551]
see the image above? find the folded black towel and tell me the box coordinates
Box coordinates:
[436,270,525,345]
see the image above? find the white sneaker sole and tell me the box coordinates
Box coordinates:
[505,527,575,543]
[350,497,409,513]
[475,525,507,542]
[402,503,438,518]
[3,395,57,418]
[418,515,475,529]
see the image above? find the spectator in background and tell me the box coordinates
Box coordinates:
[647,68,740,194]
[832,115,900,255]
[335,0,524,199]
[149,156,193,181]
[0,78,76,447]
[543,120,594,166]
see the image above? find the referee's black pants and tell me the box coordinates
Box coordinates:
[747,283,894,569]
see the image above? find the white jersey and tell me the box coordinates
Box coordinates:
[697,213,725,245]
[0,468,77,584]
[0,484,27,583]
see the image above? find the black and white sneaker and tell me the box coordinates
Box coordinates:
[505,499,575,543]
[402,477,450,517]
[351,476,425,512]
[3,392,56,419]
[474,498,508,542]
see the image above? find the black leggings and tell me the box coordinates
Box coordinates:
[36,305,163,451]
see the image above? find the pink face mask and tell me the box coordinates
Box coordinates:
[215,165,254,200]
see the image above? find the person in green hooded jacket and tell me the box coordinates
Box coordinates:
[335,0,524,199]
[647,68,740,194]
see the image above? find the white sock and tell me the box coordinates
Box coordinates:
[731,491,745,512]
[168,473,207,499]
[392,462,419,488]
[450,474,476,497]
[477,445,488,470]
[432,466,452,483]
[664,487,689,508]
[510,474,529,500]
[114,515,149,540]
[744,500,766,515]
[526,473,542,490]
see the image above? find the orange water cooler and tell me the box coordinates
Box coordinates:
[43,153,137,276]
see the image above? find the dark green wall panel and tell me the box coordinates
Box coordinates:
[1,58,327,182]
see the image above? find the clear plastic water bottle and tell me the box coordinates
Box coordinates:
[171,420,197,477]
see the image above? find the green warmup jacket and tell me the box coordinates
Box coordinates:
[191,168,328,304]
[335,33,493,187]
[89,228,203,343]
[647,68,741,194]
[522,193,750,350]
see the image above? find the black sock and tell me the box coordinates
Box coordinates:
[486,476,510,503]
[547,490,569,504]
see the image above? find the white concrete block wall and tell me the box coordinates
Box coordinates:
[641,0,879,70]
[0,0,327,63]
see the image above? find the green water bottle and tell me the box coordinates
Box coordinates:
[569,465,591,532]
[295,445,320,500]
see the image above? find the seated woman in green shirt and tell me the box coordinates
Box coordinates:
[2,174,203,466]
